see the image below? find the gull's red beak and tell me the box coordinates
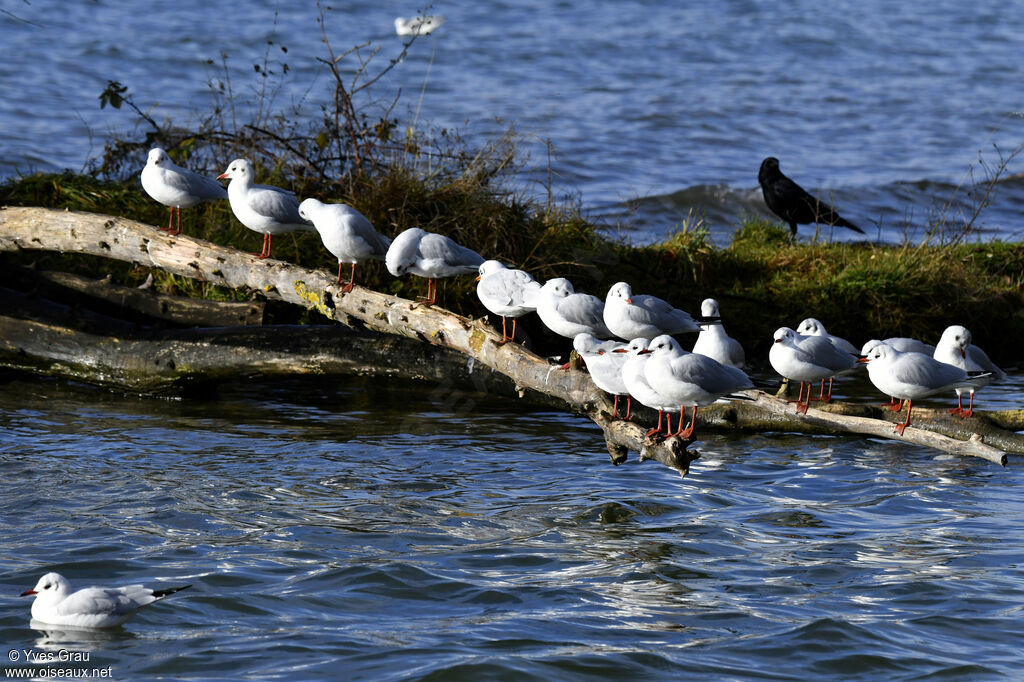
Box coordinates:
[612,348,628,353]
[638,349,652,355]
[625,298,632,304]
[474,276,481,281]
[960,349,966,358]
[217,172,229,180]
[857,358,870,363]
[20,589,36,597]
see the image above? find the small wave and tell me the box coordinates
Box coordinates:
[608,176,1024,245]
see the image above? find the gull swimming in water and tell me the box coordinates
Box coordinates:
[20,572,191,629]
[385,227,484,306]
[140,147,227,236]
[860,343,990,435]
[217,158,312,259]
[691,298,745,369]
[642,334,754,440]
[603,282,702,340]
[932,325,1005,418]
[475,260,541,344]
[394,14,445,36]
[298,198,390,292]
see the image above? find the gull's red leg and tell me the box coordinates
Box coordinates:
[960,391,975,419]
[646,410,663,438]
[948,393,965,416]
[676,405,697,440]
[893,400,913,435]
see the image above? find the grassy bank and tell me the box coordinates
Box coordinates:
[2,20,1022,366]
[3,168,1023,367]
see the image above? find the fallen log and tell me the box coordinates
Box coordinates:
[34,269,265,327]
[0,205,1017,471]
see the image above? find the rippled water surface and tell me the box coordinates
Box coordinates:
[2,374,1023,680]
[2,0,1023,243]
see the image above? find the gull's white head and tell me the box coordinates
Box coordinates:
[477,260,508,279]
[541,278,575,298]
[21,572,71,604]
[626,338,650,355]
[860,339,888,357]
[297,198,325,223]
[773,327,799,346]
[217,158,253,182]
[147,148,170,167]
[701,298,720,318]
[861,343,893,364]
[645,334,682,357]
[796,318,824,336]
[606,282,633,304]
[938,325,971,357]
[573,332,603,355]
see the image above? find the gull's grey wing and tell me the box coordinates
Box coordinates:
[249,187,307,226]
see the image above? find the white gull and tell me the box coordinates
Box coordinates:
[298,198,390,292]
[933,325,1005,418]
[861,343,989,435]
[769,326,858,413]
[642,334,754,440]
[217,159,312,259]
[475,260,541,344]
[386,227,484,306]
[691,298,745,369]
[20,572,191,629]
[603,281,701,340]
[140,147,226,236]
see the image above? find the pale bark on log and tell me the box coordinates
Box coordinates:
[0,206,1018,471]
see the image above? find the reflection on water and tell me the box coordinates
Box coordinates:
[1,374,1022,679]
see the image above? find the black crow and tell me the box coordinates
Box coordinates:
[758,157,864,239]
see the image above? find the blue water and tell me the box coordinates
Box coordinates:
[2,374,1024,679]
[3,2,1024,678]
[2,0,1023,243]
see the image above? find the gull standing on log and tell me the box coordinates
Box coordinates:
[140,148,227,236]
[861,337,936,357]
[386,227,484,306]
[475,260,541,344]
[603,282,702,340]
[933,325,1005,418]
[574,333,630,417]
[796,317,859,355]
[217,159,312,260]
[298,198,390,292]
[691,298,745,369]
[860,343,990,435]
[535,278,612,340]
[769,327,859,413]
[796,316,861,399]
[642,334,754,441]
[619,338,679,437]
[20,572,191,628]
